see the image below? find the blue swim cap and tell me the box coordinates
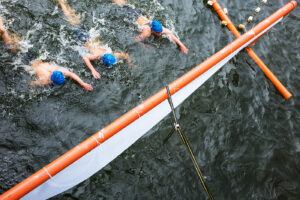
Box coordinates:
[51,71,65,85]
[102,53,116,66]
[151,20,163,33]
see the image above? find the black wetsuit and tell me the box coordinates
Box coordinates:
[71,25,89,43]
[119,4,142,21]
[22,49,39,65]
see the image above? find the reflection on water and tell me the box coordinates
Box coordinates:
[0,0,300,199]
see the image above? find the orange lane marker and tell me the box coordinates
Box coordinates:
[209,0,292,99]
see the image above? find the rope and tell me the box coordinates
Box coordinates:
[163,127,175,144]
[165,86,215,200]
[177,127,215,200]
[238,0,268,31]
[207,0,267,31]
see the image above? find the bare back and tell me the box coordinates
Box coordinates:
[30,61,60,84]
[84,41,110,57]
[137,16,151,27]
[29,60,93,90]
[111,0,126,6]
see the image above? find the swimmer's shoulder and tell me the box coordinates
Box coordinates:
[31,60,59,72]
[30,60,44,69]
[112,0,126,6]
[137,16,151,27]
[162,27,172,35]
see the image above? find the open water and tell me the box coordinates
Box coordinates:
[0,0,300,199]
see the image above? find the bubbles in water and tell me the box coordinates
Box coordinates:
[92,11,106,26]
[89,27,102,41]
[149,0,165,14]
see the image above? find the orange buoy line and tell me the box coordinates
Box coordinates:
[209,0,293,99]
[0,2,297,200]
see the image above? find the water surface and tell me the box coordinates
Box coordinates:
[0,0,300,199]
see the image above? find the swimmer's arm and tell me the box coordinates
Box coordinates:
[135,26,152,42]
[58,0,80,25]
[0,25,13,47]
[83,55,101,79]
[60,69,93,91]
[114,52,135,69]
[164,28,188,54]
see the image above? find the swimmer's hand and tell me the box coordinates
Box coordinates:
[83,56,101,79]
[165,30,189,55]
[83,83,93,91]
[92,69,101,79]
[181,46,189,55]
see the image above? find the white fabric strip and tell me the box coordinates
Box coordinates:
[21,17,282,200]
[92,135,100,145]
[43,168,52,179]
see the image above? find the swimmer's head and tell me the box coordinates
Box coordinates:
[51,71,65,85]
[151,20,163,35]
[102,53,116,66]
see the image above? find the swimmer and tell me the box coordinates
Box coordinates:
[111,0,189,54]
[29,60,93,91]
[1,18,40,64]
[83,40,132,79]
[0,17,20,51]
[58,0,80,25]
[58,0,133,79]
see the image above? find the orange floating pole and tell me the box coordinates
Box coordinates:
[210,0,292,99]
[0,2,297,200]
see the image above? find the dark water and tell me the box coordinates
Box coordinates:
[1,0,300,199]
